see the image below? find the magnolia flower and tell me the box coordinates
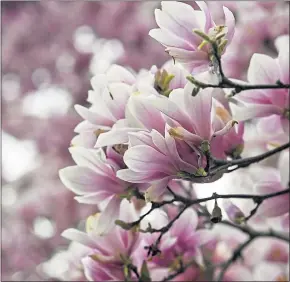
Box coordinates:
[149,1,235,74]
[254,168,289,218]
[136,207,213,279]
[233,35,289,129]
[117,130,205,201]
[95,61,189,148]
[62,200,142,281]
[72,64,136,147]
[59,146,131,234]
[146,87,238,152]
[96,89,166,148]
[223,199,245,224]
[253,261,289,282]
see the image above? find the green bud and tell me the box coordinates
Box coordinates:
[211,198,223,223]
[231,144,244,159]
[140,261,151,281]
[193,29,212,42]
[200,140,210,153]
[194,167,207,177]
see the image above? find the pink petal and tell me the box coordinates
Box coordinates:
[128,96,165,133]
[191,229,215,246]
[123,145,175,175]
[146,94,191,128]
[196,1,214,32]
[213,120,238,137]
[161,1,204,45]
[96,195,121,236]
[95,128,141,147]
[145,177,172,201]
[186,88,213,139]
[69,147,114,177]
[154,8,197,49]
[275,35,289,84]
[128,131,155,147]
[70,132,97,148]
[106,64,136,84]
[149,28,193,50]
[74,191,112,205]
[224,264,253,281]
[62,228,97,249]
[75,104,115,126]
[171,209,198,237]
[233,104,282,121]
[247,54,280,85]
[255,182,290,217]
[59,166,102,195]
[117,169,166,183]
[223,6,235,44]
[167,47,209,64]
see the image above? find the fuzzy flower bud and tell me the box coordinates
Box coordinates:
[211,197,223,223]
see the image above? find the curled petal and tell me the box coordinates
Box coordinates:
[213,120,238,137]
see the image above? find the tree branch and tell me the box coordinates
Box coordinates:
[216,220,289,281]
[187,41,290,95]
[210,142,290,175]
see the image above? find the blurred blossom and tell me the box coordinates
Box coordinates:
[2,1,289,281]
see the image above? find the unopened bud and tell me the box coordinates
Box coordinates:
[200,140,210,153]
[211,197,223,223]
[193,29,212,42]
[194,167,207,177]
[140,261,151,281]
[223,199,245,224]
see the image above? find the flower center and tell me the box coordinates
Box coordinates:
[154,69,175,97]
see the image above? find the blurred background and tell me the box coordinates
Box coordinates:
[1,1,289,281]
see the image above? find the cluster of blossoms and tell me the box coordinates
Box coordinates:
[58,1,289,281]
[2,1,166,280]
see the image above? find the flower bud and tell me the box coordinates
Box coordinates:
[211,198,223,223]
[223,199,245,224]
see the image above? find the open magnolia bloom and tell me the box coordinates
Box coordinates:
[59,146,134,235]
[117,129,207,202]
[95,61,190,149]
[71,64,136,148]
[145,86,239,153]
[149,1,235,74]
[233,35,289,132]
[62,200,142,281]
[134,207,214,280]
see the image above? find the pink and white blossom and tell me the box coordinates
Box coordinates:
[149,1,235,74]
